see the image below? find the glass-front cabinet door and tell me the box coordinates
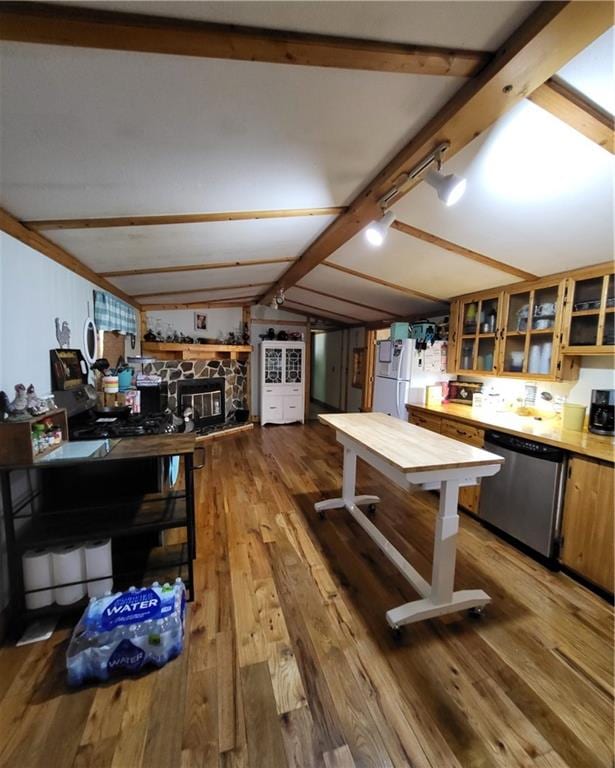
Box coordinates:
[564,271,615,353]
[500,281,564,377]
[456,294,501,373]
[264,347,283,384]
[284,346,303,384]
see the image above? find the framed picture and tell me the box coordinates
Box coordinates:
[194,313,208,331]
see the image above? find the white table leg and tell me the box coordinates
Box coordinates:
[314,446,380,517]
[315,440,490,629]
[386,478,490,629]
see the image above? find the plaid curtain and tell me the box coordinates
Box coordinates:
[94,290,137,334]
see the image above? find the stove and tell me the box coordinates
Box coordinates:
[70,411,175,441]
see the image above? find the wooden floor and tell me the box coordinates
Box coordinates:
[0,422,613,768]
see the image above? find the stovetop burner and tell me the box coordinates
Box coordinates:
[70,411,176,440]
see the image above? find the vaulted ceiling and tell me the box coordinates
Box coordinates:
[0,2,613,326]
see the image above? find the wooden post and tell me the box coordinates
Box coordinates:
[242,305,252,416]
[361,329,376,412]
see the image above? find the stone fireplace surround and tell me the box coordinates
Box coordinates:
[142,359,248,418]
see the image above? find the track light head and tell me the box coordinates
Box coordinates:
[365,210,395,247]
[424,168,466,206]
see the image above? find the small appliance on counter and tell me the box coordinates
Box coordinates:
[589,389,615,435]
[446,380,483,405]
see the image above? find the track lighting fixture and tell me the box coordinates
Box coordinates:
[363,141,466,246]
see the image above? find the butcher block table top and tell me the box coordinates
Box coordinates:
[319,412,504,474]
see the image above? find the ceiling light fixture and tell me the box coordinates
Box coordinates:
[365,210,395,247]
[363,141,466,246]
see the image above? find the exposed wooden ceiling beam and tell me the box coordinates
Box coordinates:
[132,282,271,299]
[99,257,293,278]
[25,207,347,231]
[391,220,538,281]
[0,206,139,308]
[283,299,359,323]
[0,2,489,77]
[323,262,443,303]
[260,2,613,305]
[292,284,398,316]
[529,76,614,153]
[141,298,257,311]
[273,305,342,327]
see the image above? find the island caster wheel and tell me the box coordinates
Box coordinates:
[469,606,485,618]
[367,503,377,515]
[391,625,405,644]
[318,510,326,520]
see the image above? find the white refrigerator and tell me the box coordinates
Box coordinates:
[372,339,448,420]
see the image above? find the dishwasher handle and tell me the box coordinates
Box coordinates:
[485,430,564,463]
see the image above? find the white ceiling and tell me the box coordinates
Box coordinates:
[389,99,614,278]
[0,2,611,323]
[558,27,614,114]
[108,262,288,296]
[68,1,538,50]
[0,43,464,218]
[49,217,336,272]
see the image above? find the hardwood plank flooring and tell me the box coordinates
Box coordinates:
[0,422,612,767]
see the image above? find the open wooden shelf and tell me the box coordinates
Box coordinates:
[142,341,252,361]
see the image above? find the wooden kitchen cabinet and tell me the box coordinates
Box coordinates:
[561,267,615,356]
[455,291,502,375]
[450,276,579,381]
[560,456,614,593]
[408,409,482,514]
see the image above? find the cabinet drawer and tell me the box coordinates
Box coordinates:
[262,402,283,418]
[283,396,302,421]
[409,411,442,433]
[441,418,484,446]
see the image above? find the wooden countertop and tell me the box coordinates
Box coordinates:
[319,412,504,474]
[106,433,196,460]
[406,402,615,463]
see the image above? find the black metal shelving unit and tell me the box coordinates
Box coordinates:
[1,443,198,638]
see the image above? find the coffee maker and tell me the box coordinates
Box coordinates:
[589,389,615,435]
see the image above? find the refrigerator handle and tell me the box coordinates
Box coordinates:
[398,341,406,381]
[396,378,404,420]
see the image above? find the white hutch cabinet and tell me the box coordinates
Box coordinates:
[260,341,305,425]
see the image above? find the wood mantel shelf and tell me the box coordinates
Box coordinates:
[142,342,252,361]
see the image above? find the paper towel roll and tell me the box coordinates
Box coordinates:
[22,548,54,610]
[84,539,113,597]
[52,545,86,605]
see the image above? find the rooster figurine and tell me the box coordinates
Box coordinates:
[55,318,71,348]
[8,384,28,417]
[26,384,47,415]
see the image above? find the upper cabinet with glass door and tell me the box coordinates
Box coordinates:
[499,281,566,378]
[561,269,615,355]
[456,294,501,374]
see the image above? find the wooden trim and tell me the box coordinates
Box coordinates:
[304,319,312,421]
[293,284,398,316]
[195,423,253,444]
[391,220,538,281]
[26,207,347,231]
[99,257,294,278]
[0,3,489,78]
[251,318,307,327]
[284,299,360,323]
[259,305,340,326]
[529,76,615,154]
[260,2,613,304]
[361,329,377,412]
[140,297,257,310]
[323,262,443,303]
[0,206,139,307]
[132,282,271,299]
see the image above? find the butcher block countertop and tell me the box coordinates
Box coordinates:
[319,412,503,474]
[406,402,615,463]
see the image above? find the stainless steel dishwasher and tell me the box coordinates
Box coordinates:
[480,430,566,557]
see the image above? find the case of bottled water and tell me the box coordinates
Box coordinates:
[66,579,186,686]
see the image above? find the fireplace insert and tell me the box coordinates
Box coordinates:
[176,377,225,430]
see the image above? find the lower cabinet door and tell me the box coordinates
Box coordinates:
[283,396,302,422]
[262,401,284,424]
[459,484,480,514]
